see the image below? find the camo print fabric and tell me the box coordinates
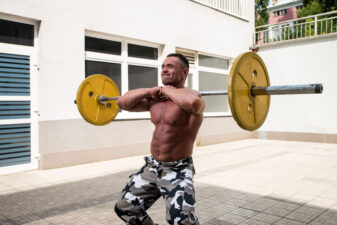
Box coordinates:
[115,155,199,225]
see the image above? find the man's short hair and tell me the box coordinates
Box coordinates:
[167,53,189,69]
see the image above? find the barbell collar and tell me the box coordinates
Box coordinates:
[251,83,323,96]
[97,95,119,104]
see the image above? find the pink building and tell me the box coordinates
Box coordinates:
[268,0,303,24]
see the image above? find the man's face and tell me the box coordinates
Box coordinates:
[161,57,188,86]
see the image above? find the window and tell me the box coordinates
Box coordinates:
[128,65,158,90]
[199,54,229,70]
[177,49,231,115]
[296,5,303,10]
[198,54,229,113]
[0,19,34,46]
[85,34,160,119]
[85,36,121,55]
[273,9,287,17]
[128,44,158,60]
[280,9,287,15]
[184,73,193,89]
[85,60,122,91]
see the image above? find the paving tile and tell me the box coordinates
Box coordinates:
[230,207,258,218]
[295,204,327,216]
[274,201,303,211]
[249,212,281,224]
[273,218,306,225]
[263,205,291,217]
[285,211,319,223]
[217,212,247,224]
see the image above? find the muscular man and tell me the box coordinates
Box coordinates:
[114,53,205,225]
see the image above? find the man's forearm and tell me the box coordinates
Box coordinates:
[161,86,205,114]
[117,88,151,111]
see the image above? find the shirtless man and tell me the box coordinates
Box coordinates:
[114,53,205,225]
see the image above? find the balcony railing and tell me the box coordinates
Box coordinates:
[254,10,337,46]
[192,0,248,20]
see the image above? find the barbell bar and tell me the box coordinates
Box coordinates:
[75,52,324,130]
[97,84,322,104]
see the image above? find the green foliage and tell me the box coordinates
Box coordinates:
[255,0,269,26]
[298,1,323,17]
[304,0,337,11]
[298,0,337,17]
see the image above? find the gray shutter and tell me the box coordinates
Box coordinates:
[0,124,31,167]
[0,53,31,167]
[0,53,30,96]
[176,50,196,66]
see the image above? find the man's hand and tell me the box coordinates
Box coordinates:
[159,85,205,115]
[146,86,161,100]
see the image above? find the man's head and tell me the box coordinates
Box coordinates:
[161,53,189,87]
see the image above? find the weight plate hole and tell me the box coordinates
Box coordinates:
[89,91,93,97]
[106,103,111,108]
[248,103,253,112]
[252,70,257,78]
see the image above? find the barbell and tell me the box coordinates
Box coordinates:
[75,52,323,130]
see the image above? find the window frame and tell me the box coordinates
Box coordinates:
[196,52,232,117]
[85,31,162,120]
[177,48,233,117]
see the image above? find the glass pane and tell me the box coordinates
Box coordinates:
[198,55,229,70]
[128,65,158,90]
[128,44,158,60]
[85,36,121,55]
[184,73,193,89]
[199,71,228,112]
[85,60,121,92]
[0,19,34,46]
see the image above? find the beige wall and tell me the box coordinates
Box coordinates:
[39,117,257,169]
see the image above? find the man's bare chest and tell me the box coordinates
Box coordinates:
[150,101,189,126]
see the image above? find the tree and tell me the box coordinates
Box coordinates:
[255,0,269,26]
[298,0,337,17]
[297,1,323,17]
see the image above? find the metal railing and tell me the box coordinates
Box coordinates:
[192,0,248,19]
[254,10,337,46]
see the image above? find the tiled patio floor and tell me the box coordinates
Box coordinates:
[1,139,337,225]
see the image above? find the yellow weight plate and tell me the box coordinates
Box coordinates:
[228,52,270,131]
[76,74,120,125]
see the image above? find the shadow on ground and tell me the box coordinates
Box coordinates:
[0,170,336,225]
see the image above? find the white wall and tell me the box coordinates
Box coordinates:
[0,0,255,168]
[0,0,255,122]
[257,35,337,134]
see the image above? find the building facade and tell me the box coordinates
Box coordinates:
[268,0,303,24]
[0,0,255,173]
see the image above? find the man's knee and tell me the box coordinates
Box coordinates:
[115,199,154,225]
[114,199,134,217]
[114,200,124,218]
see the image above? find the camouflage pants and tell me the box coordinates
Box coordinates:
[115,155,199,225]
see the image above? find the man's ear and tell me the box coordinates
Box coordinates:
[183,68,189,77]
